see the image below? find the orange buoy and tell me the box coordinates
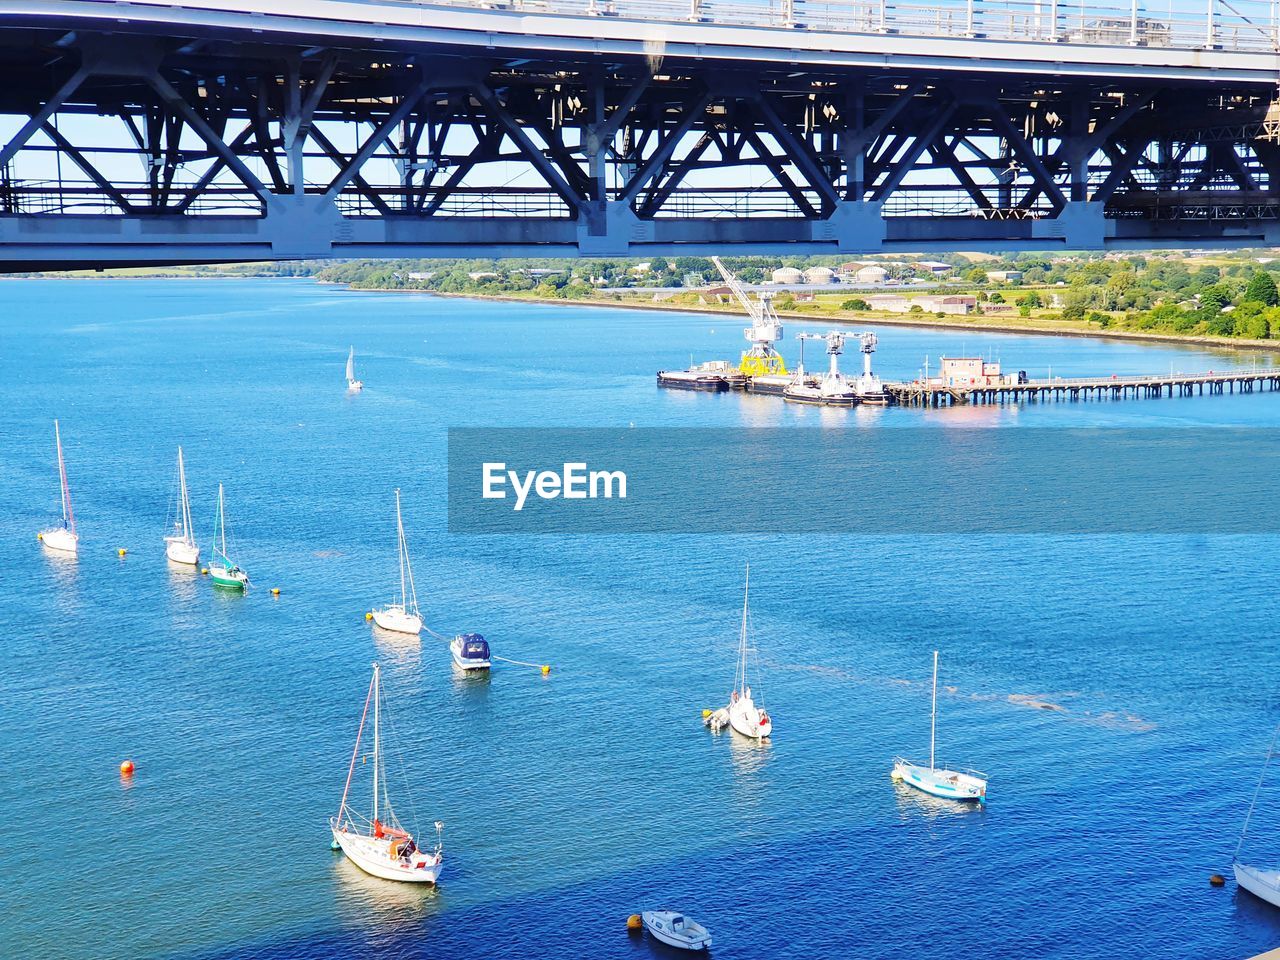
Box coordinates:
[1210,874,1226,887]
[119,759,135,775]
[626,914,643,931]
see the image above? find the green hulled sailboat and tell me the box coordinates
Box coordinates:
[209,483,249,591]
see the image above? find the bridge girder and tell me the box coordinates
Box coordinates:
[2,9,1280,268]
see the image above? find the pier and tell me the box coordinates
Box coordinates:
[887,371,1280,407]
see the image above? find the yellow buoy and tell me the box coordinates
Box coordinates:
[701,708,712,719]
[117,548,127,557]
[271,587,280,596]
[200,567,209,575]
[36,532,43,541]
[626,914,643,931]
[541,665,551,676]
[365,612,373,621]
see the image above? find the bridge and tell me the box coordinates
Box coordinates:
[2,0,1280,268]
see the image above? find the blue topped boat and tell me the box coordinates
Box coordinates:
[450,633,492,671]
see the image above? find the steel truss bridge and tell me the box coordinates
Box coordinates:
[3,0,1280,268]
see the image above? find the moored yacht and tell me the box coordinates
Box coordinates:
[371,489,422,635]
[450,633,492,670]
[38,420,79,556]
[891,651,987,802]
[727,564,772,740]
[163,446,200,565]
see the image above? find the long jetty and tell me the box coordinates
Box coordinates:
[888,371,1280,407]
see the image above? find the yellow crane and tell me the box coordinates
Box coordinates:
[711,256,788,377]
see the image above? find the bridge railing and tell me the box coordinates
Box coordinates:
[454,0,1279,51]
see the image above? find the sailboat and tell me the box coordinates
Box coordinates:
[892,651,988,802]
[371,489,422,635]
[1234,724,1280,907]
[208,484,249,591]
[38,420,78,555]
[346,346,363,392]
[164,446,200,565]
[330,662,444,883]
[727,564,772,740]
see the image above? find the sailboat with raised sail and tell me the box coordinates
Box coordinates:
[727,564,772,740]
[892,651,987,802]
[371,489,422,635]
[38,420,78,555]
[346,346,363,392]
[208,484,249,591]
[330,662,444,883]
[1234,724,1280,907]
[164,446,200,565]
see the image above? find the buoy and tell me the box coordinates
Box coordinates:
[365,612,373,621]
[541,664,551,676]
[200,567,209,575]
[270,587,280,596]
[330,839,342,851]
[627,914,643,931]
[36,532,43,541]
[117,548,127,557]
[119,759,135,775]
[1210,874,1226,887]
[701,708,712,719]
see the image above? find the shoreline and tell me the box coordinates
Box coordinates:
[371,287,1280,355]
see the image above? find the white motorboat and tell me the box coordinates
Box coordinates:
[164,446,200,565]
[331,663,444,884]
[1233,724,1280,907]
[450,633,491,670]
[346,346,363,391]
[641,911,712,951]
[891,651,987,803]
[38,420,79,556]
[208,484,249,591]
[371,489,422,636]
[727,564,772,740]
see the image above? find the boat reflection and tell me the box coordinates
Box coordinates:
[371,625,423,668]
[166,558,200,602]
[890,780,987,821]
[331,854,442,928]
[727,728,772,777]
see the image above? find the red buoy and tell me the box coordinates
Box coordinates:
[120,759,135,776]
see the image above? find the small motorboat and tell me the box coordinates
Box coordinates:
[641,911,712,951]
[450,633,491,670]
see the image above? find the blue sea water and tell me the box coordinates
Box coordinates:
[3,279,1280,959]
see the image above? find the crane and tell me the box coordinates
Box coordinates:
[710,255,787,377]
[795,332,848,380]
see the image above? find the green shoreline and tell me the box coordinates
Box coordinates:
[349,286,1280,356]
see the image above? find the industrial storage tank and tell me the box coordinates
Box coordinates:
[771,267,803,284]
[803,266,836,284]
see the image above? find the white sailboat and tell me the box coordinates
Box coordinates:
[38,420,78,555]
[1234,724,1280,907]
[346,346,363,392]
[892,651,988,802]
[330,662,444,884]
[371,489,422,635]
[164,446,200,565]
[727,564,772,740]
[208,483,249,591]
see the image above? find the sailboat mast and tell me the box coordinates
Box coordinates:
[218,484,227,560]
[177,447,192,543]
[55,420,74,533]
[395,489,407,608]
[738,564,750,694]
[372,663,380,824]
[930,650,939,770]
